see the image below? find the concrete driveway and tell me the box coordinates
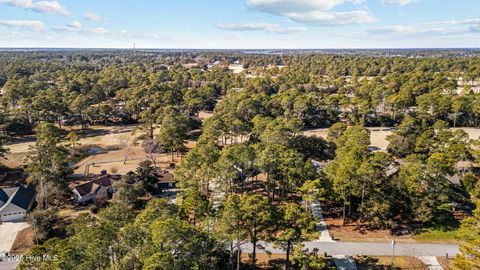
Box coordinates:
[0,259,21,270]
[0,222,30,253]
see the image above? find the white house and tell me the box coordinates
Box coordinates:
[0,185,35,222]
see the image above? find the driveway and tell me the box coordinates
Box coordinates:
[417,256,444,270]
[333,255,358,270]
[0,259,20,270]
[0,222,30,253]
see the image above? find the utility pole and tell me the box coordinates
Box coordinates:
[386,236,396,269]
[133,42,136,56]
[32,218,39,245]
[390,237,396,269]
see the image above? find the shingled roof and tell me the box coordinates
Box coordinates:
[157,172,174,183]
[10,186,35,210]
[0,185,35,211]
[73,175,121,196]
[0,189,8,207]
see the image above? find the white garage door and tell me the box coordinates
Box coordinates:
[1,212,25,222]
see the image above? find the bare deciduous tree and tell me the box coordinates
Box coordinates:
[118,135,131,164]
[142,138,162,167]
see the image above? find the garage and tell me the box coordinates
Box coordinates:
[0,186,35,223]
[1,211,27,222]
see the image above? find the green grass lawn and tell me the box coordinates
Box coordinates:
[412,207,461,243]
[413,228,459,243]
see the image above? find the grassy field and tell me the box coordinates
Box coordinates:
[1,124,193,175]
[73,147,179,175]
[323,204,463,244]
[240,253,336,270]
[57,205,91,220]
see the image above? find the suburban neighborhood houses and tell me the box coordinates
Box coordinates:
[0,4,480,265]
[2,0,480,269]
[70,170,177,204]
[1,49,480,269]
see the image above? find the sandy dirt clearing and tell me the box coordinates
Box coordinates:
[198,111,213,121]
[73,146,179,175]
[304,127,480,151]
[228,64,244,74]
[1,125,139,168]
[9,226,34,254]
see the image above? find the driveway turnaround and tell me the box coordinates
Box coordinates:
[240,241,459,257]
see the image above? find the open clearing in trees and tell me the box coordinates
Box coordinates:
[304,127,480,151]
[4,125,479,170]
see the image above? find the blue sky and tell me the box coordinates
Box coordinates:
[1,0,480,48]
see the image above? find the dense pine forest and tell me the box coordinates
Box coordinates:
[0,50,478,269]
[1,51,480,134]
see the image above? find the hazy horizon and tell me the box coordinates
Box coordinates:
[1,0,480,48]
[1,47,480,50]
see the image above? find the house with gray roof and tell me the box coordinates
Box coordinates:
[0,185,35,222]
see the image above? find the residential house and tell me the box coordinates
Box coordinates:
[0,185,35,222]
[156,171,176,190]
[71,175,121,204]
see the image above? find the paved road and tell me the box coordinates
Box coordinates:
[0,260,19,270]
[240,241,459,257]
